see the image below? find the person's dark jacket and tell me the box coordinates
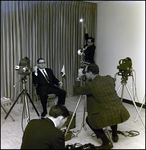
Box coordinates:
[32,68,60,95]
[21,118,65,149]
[73,75,130,129]
[84,33,96,63]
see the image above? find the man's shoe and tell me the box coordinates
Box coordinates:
[41,111,47,118]
[95,142,113,149]
[112,135,119,142]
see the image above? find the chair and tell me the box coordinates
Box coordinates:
[1,97,15,122]
[33,84,56,108]
[46,94,56,106]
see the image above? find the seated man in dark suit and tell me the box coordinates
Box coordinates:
[32,58,66,118]
[20,105,70,149]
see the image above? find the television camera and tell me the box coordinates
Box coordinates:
[15,56,32,76]
[5,56,39,132]
[117,57,133,80]
[116,57,145,127]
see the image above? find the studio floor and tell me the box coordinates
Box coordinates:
[1,96,145,149]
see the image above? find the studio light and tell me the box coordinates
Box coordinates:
[79,18,83,22]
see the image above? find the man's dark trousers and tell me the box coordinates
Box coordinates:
[39,85,66,113]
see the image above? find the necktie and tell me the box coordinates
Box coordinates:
[42,70,49,83]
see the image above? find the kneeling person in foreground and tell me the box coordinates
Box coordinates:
[21,105,70,149]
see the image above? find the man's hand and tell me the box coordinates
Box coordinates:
[34,66,38,74]
[78,68,84,78]
[58,81,63,88]
[83,46,88,51]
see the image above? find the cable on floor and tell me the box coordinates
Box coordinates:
[91,129,140,137]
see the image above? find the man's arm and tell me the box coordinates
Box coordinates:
[73,80,92,95]
[32,66,39,85]
[32,71,39,85]
[84,24,88,47]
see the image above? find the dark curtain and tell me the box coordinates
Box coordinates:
[1,1,97,102]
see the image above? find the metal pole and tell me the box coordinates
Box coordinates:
[120,84,125,102]
[65,95,83,137]
[125,85,145,128]
[135,94,145,122]
[4,90,24,119]
[116,84,122,94]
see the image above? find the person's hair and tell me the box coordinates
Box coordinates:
[37,58,44,64]
[88,37,95,43]
[49,105,70,118]
[87,63,99,74]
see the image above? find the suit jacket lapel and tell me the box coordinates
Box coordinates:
[38,69,49,82]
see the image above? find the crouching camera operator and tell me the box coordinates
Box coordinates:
[73,63,130,149]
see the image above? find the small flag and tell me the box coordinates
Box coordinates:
[61,65,66,78]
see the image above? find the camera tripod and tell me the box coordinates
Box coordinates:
[4,75,40,131]
[115,72,145,128]
[65,94,87,137]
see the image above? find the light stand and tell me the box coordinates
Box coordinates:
[115,71,145,128]
[65,19,89,138]
[4,75,40,131]
[65,56,88,138]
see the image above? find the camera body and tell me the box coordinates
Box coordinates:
[79,61,90,81]
[15,57,31,76]
[117,57,132,76]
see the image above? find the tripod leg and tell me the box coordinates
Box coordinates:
[135,95,145,121]
[5,90,24,119]
[21,99,26,132]
[74,95,87,137]
[1,105,15,121]
[131,74,141,103]
[65,95,83,137]
[82,95,87,129]
[125,85,145,128]
[24,95,30,122]
[117,84,122,94]
[120,84,125,102]
[21,95,30,132]
[26,92,39,116]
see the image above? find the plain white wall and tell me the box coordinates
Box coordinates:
[95,1,145,103]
